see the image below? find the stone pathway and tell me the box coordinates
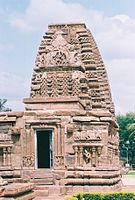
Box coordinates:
[122,175,135,192]
[35,195,60,199]
[122,175,135,185]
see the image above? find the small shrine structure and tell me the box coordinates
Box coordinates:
[0,23,121,194]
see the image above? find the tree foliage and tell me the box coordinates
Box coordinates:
[0,99,11,112]
[117,112,135,167]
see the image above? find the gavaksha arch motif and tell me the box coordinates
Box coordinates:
[0,23,121,197]
[35,30,82,67]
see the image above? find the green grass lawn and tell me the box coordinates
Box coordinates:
[128,170,135,175]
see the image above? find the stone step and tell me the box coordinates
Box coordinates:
[0,171,14,178]
[35,190,49,197]
[31,169,53,179]
[22,169,54,185]
[5,178,24,184]
[0,192,35,200]
[31,178,54,185]
[34,185,66,197]
[0,167,14,171]
[0,183,35,200]
[0,169,21,179]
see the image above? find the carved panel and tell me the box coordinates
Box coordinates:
[0,134,11,141]
[54,155,64,168]
[39,72,80,98]
[53,51,67,65]
[22,154,34,167]
[74,131,101,141]
[73,145,102,167]
[35,31,82,68]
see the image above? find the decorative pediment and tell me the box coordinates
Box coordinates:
[35,31,82,67]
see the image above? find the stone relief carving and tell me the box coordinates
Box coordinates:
[73,145,102,167]
[35,31,82,67]
[10,126,21,135]
[74,131,101,141]
[66,123,74,135]
[83,147,91,164]
[22,154,34,167]
[55,155,64,168]
[53,51,67,65]
[0,134,11,141]
[39,72,80,98]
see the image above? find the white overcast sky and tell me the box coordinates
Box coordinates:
[0,0,135,114]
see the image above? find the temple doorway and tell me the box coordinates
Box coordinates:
[35,129,53,168]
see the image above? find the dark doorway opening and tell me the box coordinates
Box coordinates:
[36,130,53,168]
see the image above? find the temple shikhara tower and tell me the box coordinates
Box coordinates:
[0,23,121,197]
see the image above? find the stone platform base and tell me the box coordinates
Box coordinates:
[0,183,35,200]
[34,182,122,199]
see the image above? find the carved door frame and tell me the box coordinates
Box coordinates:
[25,121,65,170]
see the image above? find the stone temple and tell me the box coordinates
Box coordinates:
[0,23,121,198]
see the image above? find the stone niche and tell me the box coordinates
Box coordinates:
[0,22,121,194]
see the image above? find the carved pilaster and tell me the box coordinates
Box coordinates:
[79,146,83,166]
[97,146,102,156]
[3,147,7,166]
[74,146,79,166]
[60,126,64,155]
[57,125,61,155]
[7,147,12,166]
[91,147,97,167]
